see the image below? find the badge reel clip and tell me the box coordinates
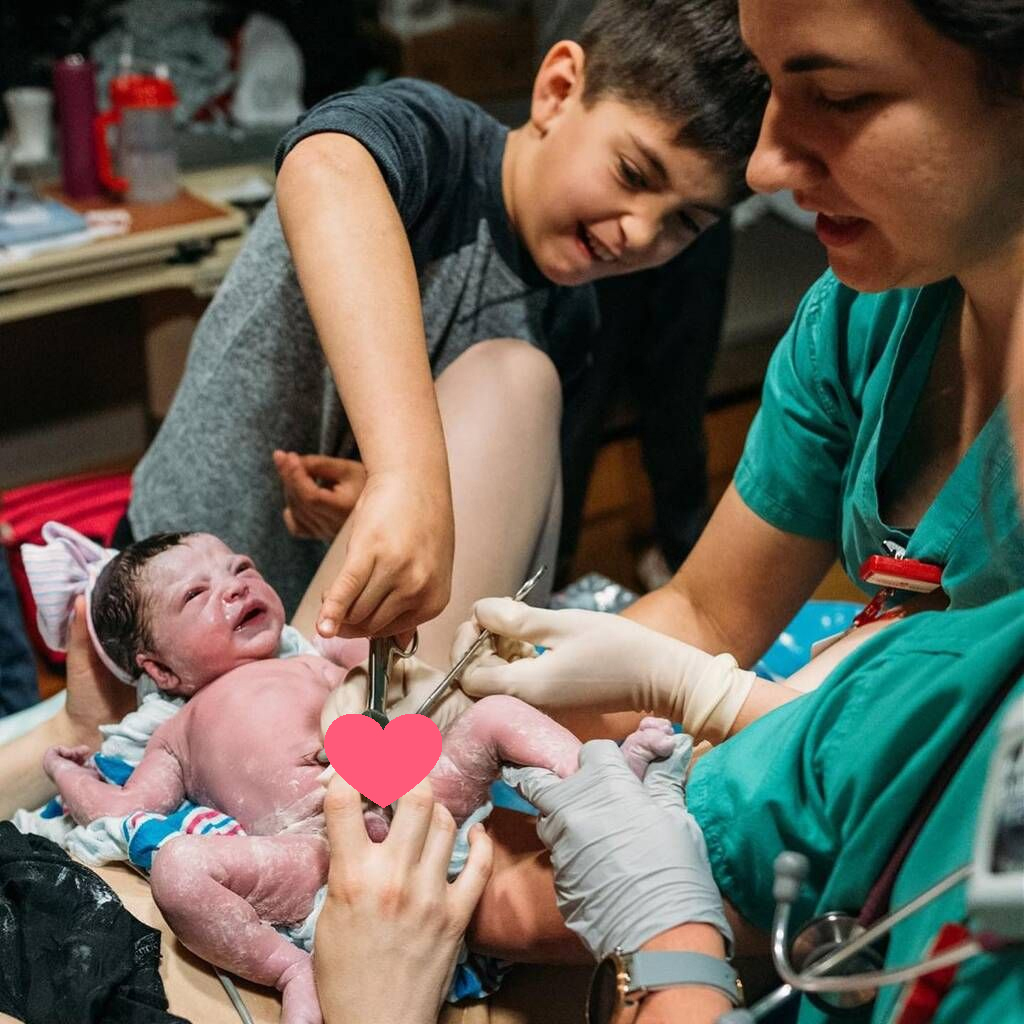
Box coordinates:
[811,544,943,659]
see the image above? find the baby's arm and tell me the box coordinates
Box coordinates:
[43,735,186,826]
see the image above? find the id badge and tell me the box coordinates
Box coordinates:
[810,627,854,659]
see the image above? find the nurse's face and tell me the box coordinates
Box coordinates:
[740,0,1024,292]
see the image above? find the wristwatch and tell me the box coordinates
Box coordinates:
[587,948,744,1024]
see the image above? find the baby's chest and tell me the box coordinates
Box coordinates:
[184,680,324,773]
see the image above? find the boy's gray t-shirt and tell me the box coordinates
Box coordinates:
[129,79,596,614]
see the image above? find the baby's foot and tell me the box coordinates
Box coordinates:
[278,957,323,1024]
[620,717,676,780]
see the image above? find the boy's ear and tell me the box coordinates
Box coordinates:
[136,653,180,694]
[530,41,586,135]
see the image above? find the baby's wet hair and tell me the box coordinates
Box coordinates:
[579,0,768,202]
[92,532,194,680]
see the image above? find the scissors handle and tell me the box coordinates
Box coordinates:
[364,636,392,726]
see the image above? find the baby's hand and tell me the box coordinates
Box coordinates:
[43,744,95,780]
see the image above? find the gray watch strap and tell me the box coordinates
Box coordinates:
[627,951,743,1006]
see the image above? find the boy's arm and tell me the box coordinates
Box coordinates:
[44,738,186,825]
[276,133,454,641]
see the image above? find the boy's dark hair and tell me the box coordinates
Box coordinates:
[908,1,1024,101]
[92,532,193,678]
[579,0,768,200]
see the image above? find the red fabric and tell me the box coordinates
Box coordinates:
[0,473,132,665]
[893,923,971,1024]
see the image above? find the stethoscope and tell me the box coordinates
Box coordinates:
[718,671,1024,1023]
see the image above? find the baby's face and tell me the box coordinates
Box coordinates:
[139,534,286,695]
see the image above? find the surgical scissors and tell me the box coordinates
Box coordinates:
[363,632,418,727]
[415,564,547,718]
[315,631,419,766]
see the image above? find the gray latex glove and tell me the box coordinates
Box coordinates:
[503,735,731,961]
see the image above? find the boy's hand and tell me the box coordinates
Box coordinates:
[274,450,367,540]
[316,468,454,640]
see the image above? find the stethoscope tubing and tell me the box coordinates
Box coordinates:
[772,863,975,993]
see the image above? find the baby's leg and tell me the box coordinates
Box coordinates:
[149,833,328,1024]
[619,716,677,778]
[430,695,581,822]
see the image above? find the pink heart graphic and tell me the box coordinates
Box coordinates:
[324,714,442,807]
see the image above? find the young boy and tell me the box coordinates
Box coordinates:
[33,527,677,1024]
[125,0,766,640]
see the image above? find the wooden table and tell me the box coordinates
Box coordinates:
[0,176,249,325]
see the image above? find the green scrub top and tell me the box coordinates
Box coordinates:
[688,589,1024,1024]
[734,272,1024,609]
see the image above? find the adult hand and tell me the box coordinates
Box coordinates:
[455,600,756,743]
[319,652,473,740]
[503,735,731,961]
[316,468,454,640]
[273,450,367,540]
[314,774,493,1024]
[60,595,136,749]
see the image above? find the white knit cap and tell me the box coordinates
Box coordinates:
[21,521,136,684]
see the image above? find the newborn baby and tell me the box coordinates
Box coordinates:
[41,532,674,1024]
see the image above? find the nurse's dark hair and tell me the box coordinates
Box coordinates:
[908,1,1024,100]
[91,531,194,677]
[578,0,768,201]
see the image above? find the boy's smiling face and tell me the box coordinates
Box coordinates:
[136,534,286,695]
[505,43,731,287]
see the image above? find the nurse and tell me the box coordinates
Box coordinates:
[456,0,1024,743]
[460,284,1024,1024]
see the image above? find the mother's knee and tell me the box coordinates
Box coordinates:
[447,340,562,415]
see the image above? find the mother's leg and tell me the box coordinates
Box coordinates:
[292,339,563,667]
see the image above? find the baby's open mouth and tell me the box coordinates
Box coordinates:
[233,603,266,630]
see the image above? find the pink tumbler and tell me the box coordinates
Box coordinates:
[53,54,101,198]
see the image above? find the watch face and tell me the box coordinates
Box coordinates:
[587,957,621,1024]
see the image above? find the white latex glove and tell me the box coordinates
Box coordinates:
[319,652,473,740]
[502,735,731,960]
[454,599,755,743]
